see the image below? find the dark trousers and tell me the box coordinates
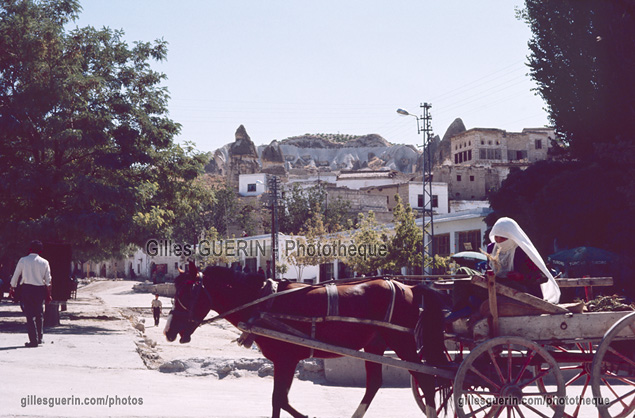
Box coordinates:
[153,307,161,326]
[21,284,46,344]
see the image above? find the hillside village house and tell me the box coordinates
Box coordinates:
[436,127,554,200]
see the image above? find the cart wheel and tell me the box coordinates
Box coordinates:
[591,311,635,418]
[411,339,465,417]
[453,336,565,418]
[536,342,597,418]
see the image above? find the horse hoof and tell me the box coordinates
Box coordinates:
[179,336,191,344]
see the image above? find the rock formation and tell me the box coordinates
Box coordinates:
[435,118,466,167]
[226,125,260,187]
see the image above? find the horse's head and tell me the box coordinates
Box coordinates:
[164,261,211,344]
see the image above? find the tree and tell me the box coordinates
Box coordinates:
[0,0,207,261]
[488,1,635,296]
[278,183,350,235]
[385,195,423,274]
[285,208,338,281]
[486,160,631,258]
[344,211,389,276]
[519,0,635,161]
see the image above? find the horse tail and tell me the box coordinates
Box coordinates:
[413,284,448,366]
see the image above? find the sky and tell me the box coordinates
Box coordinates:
[71,0,549,153]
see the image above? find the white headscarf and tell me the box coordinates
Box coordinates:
[490,217,561,304]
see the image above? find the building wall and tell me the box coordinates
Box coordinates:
[435,165,500,200]
[408,182,449,215]
[432,209,491,254]
[238,173,268,197]
[450,128,553,167]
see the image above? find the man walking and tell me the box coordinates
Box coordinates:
[10,240,52,347]
[151,294,162,326]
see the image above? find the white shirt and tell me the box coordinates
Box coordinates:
[10,253,52,287]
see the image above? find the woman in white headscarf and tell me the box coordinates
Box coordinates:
[488,217,561,304]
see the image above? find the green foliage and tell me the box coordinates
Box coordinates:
[488,1,635,289]
[385,195,423,274]
[278,183,350,234]
[520,0,635,161]
[345,211,388,276]
[486,160,632,258]
[0,0,207,261]
[285,207,339,281]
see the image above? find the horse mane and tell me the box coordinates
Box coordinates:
[202,266,268,294]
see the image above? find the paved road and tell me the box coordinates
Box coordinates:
[0,280,616,417]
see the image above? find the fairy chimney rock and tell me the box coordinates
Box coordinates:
[228,125,260,187]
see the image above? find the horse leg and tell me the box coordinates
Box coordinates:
[271,359,307,418]
[387,339,439,418]
[352,337,386,418]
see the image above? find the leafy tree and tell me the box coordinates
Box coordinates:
[0,0,206,261]
[278,183,350,234]
[519,0,635,161]
[344,211,389,276]
[487,160,631,259]
[385,195,423,274]
[487,1,635,296]
[285,208,337,281]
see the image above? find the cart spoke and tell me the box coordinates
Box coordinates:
[512,405,526,418]
[468,365,502,391]
[518,365,552,389]
[604,386,635,409]
[464,402,492,417]
[484,405,503,418]
[513,349,537,385]
[564,370,585,387]
[518,402,553,418]
[607,345,635,368]
[603,370,635,386]
[601,377,635,409]
[488,348,507,384]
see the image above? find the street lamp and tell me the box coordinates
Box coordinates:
[397,104,434,273]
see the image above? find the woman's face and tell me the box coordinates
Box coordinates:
[494,236,508,244]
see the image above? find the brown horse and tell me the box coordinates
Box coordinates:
[164,264,448,418]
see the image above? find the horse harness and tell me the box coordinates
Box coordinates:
[176,275,405,355]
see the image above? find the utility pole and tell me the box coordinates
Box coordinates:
[397,103,435,272]
[420,103,435,270]
[267,175,281,279]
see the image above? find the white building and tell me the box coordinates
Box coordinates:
[336,170,403,190]
[238,173,268,197]
[408,182,449,215]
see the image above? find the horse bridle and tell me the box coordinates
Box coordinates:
[173,273,215,328]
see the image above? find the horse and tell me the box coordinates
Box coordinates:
[164,263,448,418]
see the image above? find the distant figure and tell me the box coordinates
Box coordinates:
[257,267,265,277]
[10,240,52,347]
[151,294,162,326]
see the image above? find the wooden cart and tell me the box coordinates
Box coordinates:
[235,275,634,418]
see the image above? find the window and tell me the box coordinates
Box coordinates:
[535,139,542,149]
[417,194,424,208]
[431,195,438,208]
[319,263,334,282]
[457,230,482,252]
[467,150,472,160]
[479,149,486,159]
[247,183,256,192]
[457,175,462,182]
[433,233,451,256]
[470,175,475,182]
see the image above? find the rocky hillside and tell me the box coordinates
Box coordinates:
[206,126,423,176]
